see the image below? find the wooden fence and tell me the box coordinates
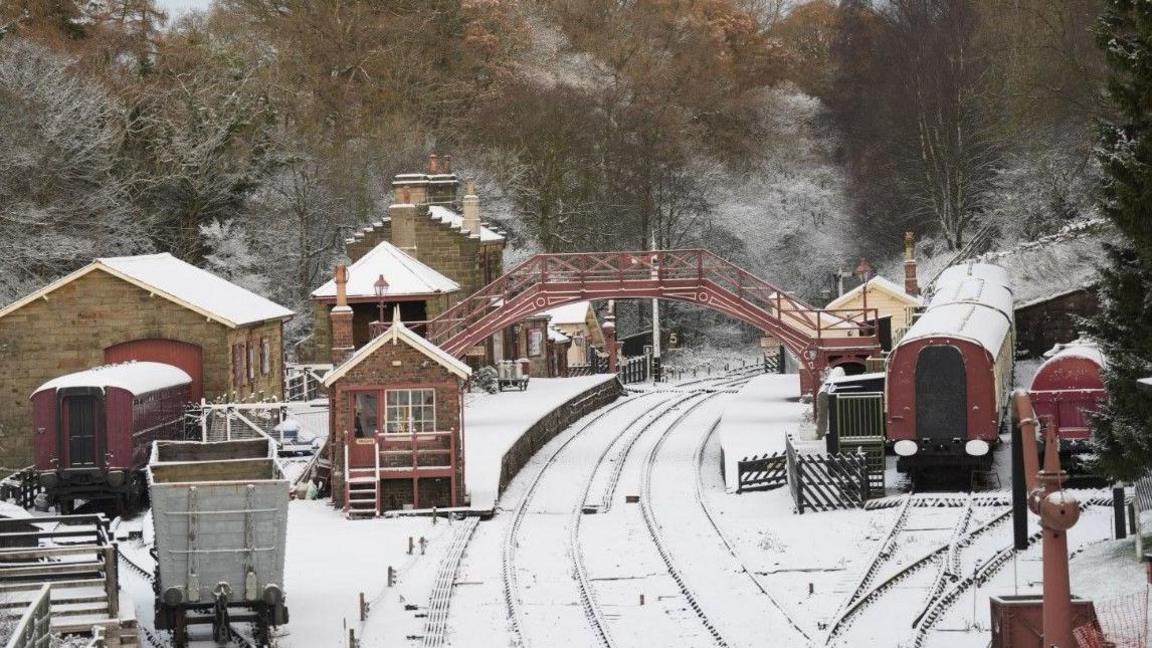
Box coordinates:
[735,454,787,493]
[4,584,51,648]
[786,436,870,514]
[0,467,42,510]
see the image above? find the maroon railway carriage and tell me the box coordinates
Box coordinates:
[886,263,1015,476]
[32,362,192,513]
[1029,341,1106,455]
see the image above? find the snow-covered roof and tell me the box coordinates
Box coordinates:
[544,301,594,325]
[977,219,1111,308]
[312,240,460,299]
[33,362,192,397]
[323,318,472,386]
[428,205,505,243]
[548,327,570,344]
[1140,377,1152,390]
[825,276,921,309]
[0,253,294,328]
[1041,338,1106,365]
[901,303,1013,356]
[900,262,1014,356]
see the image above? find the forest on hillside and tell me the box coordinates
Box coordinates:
[0,0,1109,344]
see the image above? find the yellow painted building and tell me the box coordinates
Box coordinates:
[824,276,921,351]
[543,302,605,366]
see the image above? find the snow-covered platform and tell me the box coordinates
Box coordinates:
[464,375,620,511]
[717,373,805,492]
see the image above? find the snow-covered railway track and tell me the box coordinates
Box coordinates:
[636,394,732,647]
[825,496,1013,646]
[690,418,812,646]
[421,516,481,648]
[910,505,1109,648]
[501,392,679,648]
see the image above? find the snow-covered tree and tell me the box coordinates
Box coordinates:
[0,39,148,303]
[1083,0,1152,480]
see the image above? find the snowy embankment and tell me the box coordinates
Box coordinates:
[464,375,619,511]
[717,373,804,492]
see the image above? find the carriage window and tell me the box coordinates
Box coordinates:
[352,393,378,438]
[385,389,435,433]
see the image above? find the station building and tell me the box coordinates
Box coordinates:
[323,265,469,513]
[0,253,293,466]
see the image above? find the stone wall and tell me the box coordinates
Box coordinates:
[496,378,622,496]
[327,339,465,507]
[0,270,286,466]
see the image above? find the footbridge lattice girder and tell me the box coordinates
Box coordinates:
[422,250,881,392]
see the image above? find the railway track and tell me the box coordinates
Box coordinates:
[691,417,812,646]
[907,505,1109,648]
[635,392,734,647]
[824,495,1014,645]
[500,392,672,648]
[421,516,481,648]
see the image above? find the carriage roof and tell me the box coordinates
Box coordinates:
[898,262,1014,356]
[32,362,192,397]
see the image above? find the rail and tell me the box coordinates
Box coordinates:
[502,395,656,648]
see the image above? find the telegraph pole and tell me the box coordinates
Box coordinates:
[650,232,662,382]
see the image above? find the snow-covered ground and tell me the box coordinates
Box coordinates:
[717,373,803,492]
[101,366,1148,648]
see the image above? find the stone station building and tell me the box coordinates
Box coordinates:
[0,253,293,466]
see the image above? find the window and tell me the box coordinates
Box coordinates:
[232,344,245,386]
[352,392,378,438]
[260,338,271,375]
[528,329,544,356]
[385,389,436,433]
[247,344,256,381]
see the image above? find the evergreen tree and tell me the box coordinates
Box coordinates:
[1085,0,1152,480]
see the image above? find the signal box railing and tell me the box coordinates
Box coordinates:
[346,431,456,473]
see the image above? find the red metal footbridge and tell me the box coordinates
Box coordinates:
[422,249,881,393]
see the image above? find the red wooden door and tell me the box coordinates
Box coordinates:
[104,339,204,401]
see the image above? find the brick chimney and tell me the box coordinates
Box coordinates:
[903,231,920,296]
[392,173,429,206]
[462,180,481,237]
[390,189,419,253]
[330,264,355,365]
[426,153,459,205]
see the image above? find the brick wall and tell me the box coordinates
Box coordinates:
[327,339,464,507]
[1015,289,1100,357]
[0,269,287,466]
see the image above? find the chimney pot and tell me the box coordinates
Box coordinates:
[428,154,440,174]
[443,155,453,174]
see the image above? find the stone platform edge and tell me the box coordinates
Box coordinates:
[496,378,624,497]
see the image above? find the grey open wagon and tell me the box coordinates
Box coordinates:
[148,438,289,646]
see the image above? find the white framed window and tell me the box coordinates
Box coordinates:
[385,389,436,433]
[260,338,271,375]
[247,344,256,380]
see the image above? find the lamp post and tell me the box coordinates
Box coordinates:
[374,274,390,326]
